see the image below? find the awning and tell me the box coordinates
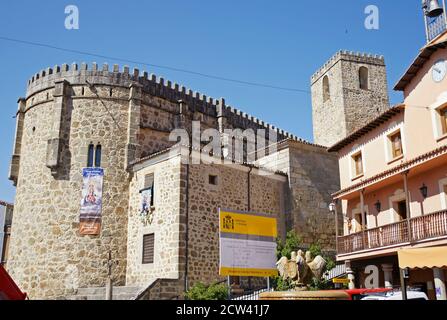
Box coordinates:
[398,247,447,269]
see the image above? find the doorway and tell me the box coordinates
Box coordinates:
[354,213,363,232]
[397,200,407,221]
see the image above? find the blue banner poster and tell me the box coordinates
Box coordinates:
[80,168,104,235]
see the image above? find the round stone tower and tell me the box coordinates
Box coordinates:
[7,63,141,299]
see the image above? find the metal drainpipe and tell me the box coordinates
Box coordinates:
[184,148,191,292]
[247,166,253,211]
[247,166,253,289]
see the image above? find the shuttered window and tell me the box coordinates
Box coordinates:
[441,106,447,134]
[353,152,363,176]
[142,234,155,264]
[390,131,403,158]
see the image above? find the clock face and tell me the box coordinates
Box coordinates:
[432,59,447,83]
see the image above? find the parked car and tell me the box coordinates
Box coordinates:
[343,288,393,300]
[361,291,428,300]
[0,265,27,300]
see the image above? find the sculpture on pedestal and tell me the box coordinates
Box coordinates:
[276,250,327,289]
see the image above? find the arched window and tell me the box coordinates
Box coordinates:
[95,144,102,167]
[359,67,369,90]
[323,75,330,102]
[87,143,94,167]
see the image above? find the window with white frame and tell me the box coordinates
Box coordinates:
[440,105,447,135]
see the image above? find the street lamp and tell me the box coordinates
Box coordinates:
[329,202,339,254]
[329,202,336,212]
[420,183,428,199]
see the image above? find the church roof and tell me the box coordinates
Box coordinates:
[394,30,447,91]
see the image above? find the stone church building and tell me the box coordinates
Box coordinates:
[6,50,388,299]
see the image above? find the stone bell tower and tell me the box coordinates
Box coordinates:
[310,51,390,147]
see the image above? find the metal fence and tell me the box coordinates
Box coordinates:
[231,288,273,301]
[323,264,346,281]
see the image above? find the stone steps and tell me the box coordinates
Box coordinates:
[69,286,142,300]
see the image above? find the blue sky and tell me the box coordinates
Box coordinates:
[0,1,428,202]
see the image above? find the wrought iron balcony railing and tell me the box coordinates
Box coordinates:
[338,210,447,255]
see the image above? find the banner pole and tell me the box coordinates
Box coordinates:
[227,276,231,300]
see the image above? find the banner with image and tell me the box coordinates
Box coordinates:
[80,168,104,235]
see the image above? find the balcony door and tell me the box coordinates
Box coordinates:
[397,200,407,221]
[353,213,363,233]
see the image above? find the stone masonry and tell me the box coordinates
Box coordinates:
[8,62,340,299]
[311,51,390,147]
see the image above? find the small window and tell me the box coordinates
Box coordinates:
[95,144,102,167]
[352,152,363,176]
[359,67,369,90]
[209,175,218,185]
[323,75,330,102]
[143,174,155,207]
[440,106,447,135]
[87,143,94,167]
[87,143,102,168]
[389,131,403,159]
[142,234,155,264]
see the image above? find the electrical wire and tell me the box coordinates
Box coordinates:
[0,36,310,94]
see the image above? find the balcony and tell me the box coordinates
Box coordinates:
[338,210,447,255]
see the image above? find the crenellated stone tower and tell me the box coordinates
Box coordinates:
[311,51,390,147]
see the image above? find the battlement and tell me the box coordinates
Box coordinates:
[311,50,385,84]
[26,62,326,150]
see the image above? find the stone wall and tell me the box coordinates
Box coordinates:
[7,84,130,299]
[287,143,340,250]
[255,140,340,250]
[8,61,343,299]
[185,160,287,287]
[126,154,182,287]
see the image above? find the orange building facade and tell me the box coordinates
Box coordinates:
[329,32,447,300]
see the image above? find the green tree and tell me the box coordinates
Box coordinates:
[276,230,303,260]
[185,282,229,300]
[307,241,336,290]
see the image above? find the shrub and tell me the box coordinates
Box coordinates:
[185,282,228,300]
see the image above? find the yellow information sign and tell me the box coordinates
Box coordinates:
[219,209,278,278]
[219,210,277,238]
[332,278,350,284]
